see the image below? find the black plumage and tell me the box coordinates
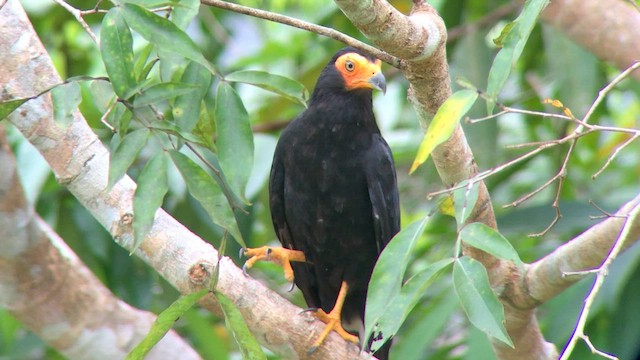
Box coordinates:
[268,47,400,358]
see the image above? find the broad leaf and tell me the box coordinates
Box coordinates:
[460,223,524,269]
[453,179,480,228]
[370,257,454,352]
[168,150,244,247]
[365,216,430,346]
[410,89,478,173]
[132,82,199,108]
[101,8,136,99]
[174,62,212,133]
[0,98,30,121]
[453,256,513,347]
[126,289,209,360]
[132,152,169,254]
[108,128,150,189]
[121,3,216,75]
[214,291,267,360]
[171,0,199,30]
[215,82,254,202]
[89,80,116,112]
[225,70,308,107]
[486,0,550,113]
[51,81,81,129]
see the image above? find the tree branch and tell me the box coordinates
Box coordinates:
[0,127,201,360]
[540,0,640,80]
[525,193,640,306]
[0,1,372,358]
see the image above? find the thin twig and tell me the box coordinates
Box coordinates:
[581,61,640,126]
[200,0,403,68]
[592,133,640,179]
[558,201,640,360]
[52,0,99,45]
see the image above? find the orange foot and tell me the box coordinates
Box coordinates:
[307,281,359,354]
[241,246,305,282]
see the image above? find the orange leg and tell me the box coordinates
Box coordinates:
[308,281,359,354]
[242,246,306,282]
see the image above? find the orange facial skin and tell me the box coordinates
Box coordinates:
[334,53,386,93]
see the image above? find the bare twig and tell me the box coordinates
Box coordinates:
[52,0,99,45]
[592,133,640,179]
[558,200,640,360]
[200,0,402,68]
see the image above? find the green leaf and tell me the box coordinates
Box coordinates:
[89,80,116,112]
[460,223,524,269]
[132,152,169,254]
[370,258,454,352]
[453,179,481,228]
[120,3,216,75]
[410,89,478,173]
[100,8,136,99]
[389,291,459,360]
[108,128,151,189]
[214,291,267,360]
[0,98,30,121]
[174,62,212,133]
[486,0,550,113]
[51,81,81,129]
[215,82,254,202]
[132,82,200,108]
[225,70,308,107]
[453,257,513,347]
[126,289,209,360]
[171,0,199,29]
[365,216,430,346]
[168,150,244,247]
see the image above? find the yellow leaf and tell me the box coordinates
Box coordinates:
[410,90,478,174]
[438,195,455,217]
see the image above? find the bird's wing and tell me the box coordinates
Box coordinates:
[364,134,401,254]
[268,143,293,249]
[269,139,321,308]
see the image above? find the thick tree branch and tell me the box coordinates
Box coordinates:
[540,0,640,80]
[525,194,640,306]
[0,0,371,358]
[0,127,201,360]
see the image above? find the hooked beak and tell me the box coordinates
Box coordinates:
[368,71,387,95]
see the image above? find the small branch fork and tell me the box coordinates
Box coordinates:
[430,61,640,235]
[558,199,640,360]
[52,0,105,45]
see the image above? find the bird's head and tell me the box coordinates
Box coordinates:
[313,47,387,96]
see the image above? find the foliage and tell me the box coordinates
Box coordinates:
[2,0,640,359]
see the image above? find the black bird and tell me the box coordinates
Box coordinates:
[243,47,400,359]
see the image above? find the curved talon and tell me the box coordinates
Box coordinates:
[240,246,306,282]
[287,281,296,292]
[239,247,246,258]
[242,263,249,277]
[299,307,319,314]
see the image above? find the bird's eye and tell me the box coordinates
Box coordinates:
[345,60,355,72]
